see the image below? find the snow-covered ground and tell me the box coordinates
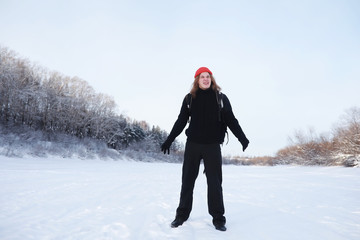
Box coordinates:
[1,156,359,240]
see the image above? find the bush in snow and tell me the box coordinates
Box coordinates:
[275,107,360,167]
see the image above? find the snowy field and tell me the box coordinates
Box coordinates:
[1,156,359,240]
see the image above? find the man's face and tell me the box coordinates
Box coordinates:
[199,72,211,90]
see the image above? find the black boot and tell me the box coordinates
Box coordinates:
[171,218,185,228]
[214,222,227,231]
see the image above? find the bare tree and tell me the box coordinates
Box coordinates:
[333,107,360,155]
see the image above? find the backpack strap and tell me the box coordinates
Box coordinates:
[185,93,192,123]
[215,91,224,121]
[186,93,192,111]
[216,91,229,144]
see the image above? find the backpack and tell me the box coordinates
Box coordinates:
[185,91,223,121]
[185,91,229,144]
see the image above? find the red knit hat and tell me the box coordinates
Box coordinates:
[194,67,212,78]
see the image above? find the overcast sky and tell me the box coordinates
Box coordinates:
[1,0,359,157]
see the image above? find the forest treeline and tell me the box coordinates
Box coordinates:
[0,46,182,157]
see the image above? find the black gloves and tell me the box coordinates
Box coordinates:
[241,138,249,152]
[161,139,172,154]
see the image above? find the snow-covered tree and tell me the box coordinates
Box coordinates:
[0,46,179,158]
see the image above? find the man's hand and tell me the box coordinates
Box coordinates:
[242,139,249,152]
[161,139,172,154]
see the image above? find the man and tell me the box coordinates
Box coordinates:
[161,67,249,231]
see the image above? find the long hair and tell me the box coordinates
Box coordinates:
[190,74,221,98]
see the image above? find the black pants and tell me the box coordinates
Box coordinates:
[175,141,226,225]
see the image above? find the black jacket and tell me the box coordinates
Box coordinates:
[167,88,249,146]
